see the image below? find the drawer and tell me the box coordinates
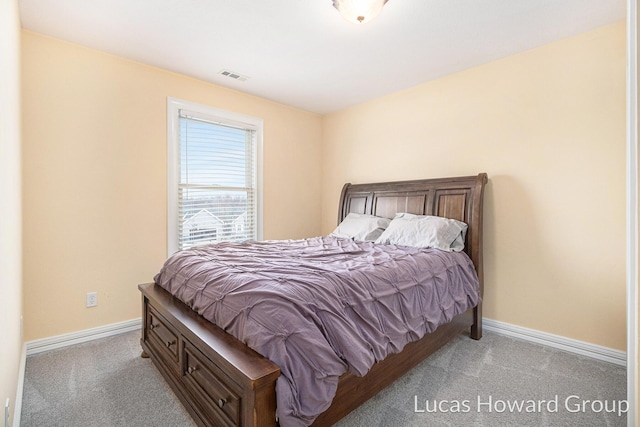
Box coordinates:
[182,339,241,426]
[146,306,179,371]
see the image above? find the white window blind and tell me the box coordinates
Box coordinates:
[167,98,262,254]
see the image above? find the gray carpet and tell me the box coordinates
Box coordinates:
[20,330,626,426]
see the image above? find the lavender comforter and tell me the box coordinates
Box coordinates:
[154,236,480,426]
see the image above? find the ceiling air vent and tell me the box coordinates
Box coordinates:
[218,69,249,82]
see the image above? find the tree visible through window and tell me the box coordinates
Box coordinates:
[167,98,263,254]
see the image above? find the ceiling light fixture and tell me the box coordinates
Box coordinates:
[332,0,389,24]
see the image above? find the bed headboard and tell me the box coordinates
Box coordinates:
[338,173,488,296]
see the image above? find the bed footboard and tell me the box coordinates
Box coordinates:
[140,283,476,427]
[139,283,280,427]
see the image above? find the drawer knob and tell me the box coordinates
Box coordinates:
[187,366,197,374]
[166,340,175,348]
[218,398,227,409]
[149,323,158,330]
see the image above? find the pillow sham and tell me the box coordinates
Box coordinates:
[374,212,468,252]
[330,213,391,242]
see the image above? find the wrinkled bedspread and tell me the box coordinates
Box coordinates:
[154,236,480,426]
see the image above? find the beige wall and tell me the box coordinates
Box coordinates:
[0,0,23,423]
[322,22,627,350]
[21,31,323,341]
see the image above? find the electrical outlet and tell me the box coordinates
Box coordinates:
[86,292,98,308]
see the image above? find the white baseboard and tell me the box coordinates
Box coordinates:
[25,318,142,356]
[483,318,626,367]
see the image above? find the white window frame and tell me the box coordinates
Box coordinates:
[167,97,263,256]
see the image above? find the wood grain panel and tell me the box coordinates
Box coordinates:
[435,190,469,222]
[346,196,367,214]
[340,192,371,222]
[372,193,427,218]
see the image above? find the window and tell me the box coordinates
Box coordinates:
[167,98,263,255]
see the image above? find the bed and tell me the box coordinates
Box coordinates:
[139,172,487,427]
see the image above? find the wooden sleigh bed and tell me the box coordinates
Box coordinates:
[139,173,487,427]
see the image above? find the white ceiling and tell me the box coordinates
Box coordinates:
[19,0,626,114]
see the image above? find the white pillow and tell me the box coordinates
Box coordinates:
[330,213,391,242]
[374,213,468,252]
